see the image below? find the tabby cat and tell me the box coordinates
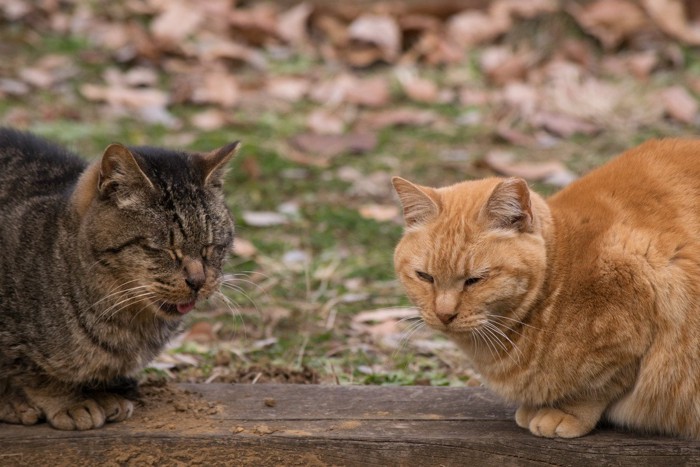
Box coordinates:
[393,139,700,439]
[0,128,238,430]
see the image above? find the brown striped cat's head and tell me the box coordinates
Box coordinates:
[71,142,239,319]
[392,176,552,341]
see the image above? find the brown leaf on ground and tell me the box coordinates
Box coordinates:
[150,0,204,46]
[643,0,700,45]
[483,150,577,186]
[479,46,530,85]
[307,109,346,135]
[345,76,392,107]
[395,68,440,103]
[358,204,400,222]
[359,108,439,129]
[310,74,391,107]
[277,2,313,45]
[531,112,599,137]
[265,76,310,102]
[289,132,377,158]
[233,238,258,259]
[446,10,508,48]
[568,0,649,50]
[190,69,240,108]
[80,83,168,109]
[185,321,216,344]
[193,37,267,69]
[190,109,228,131]
[660,85,698,123]
[347,14,401,63]
[228,3,279,45]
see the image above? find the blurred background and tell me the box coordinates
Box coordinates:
[2,0,699,385]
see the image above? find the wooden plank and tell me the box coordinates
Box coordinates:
[1,384,699,466]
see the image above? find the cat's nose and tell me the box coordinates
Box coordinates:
[183,257,205,293]
[436,310,458,325]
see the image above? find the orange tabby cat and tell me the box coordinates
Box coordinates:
[393,139,700,439]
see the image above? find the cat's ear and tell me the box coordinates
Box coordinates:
[392,177,440,228]
[98,143,155,195]
[196,141,240,187]
[481,177,533,232]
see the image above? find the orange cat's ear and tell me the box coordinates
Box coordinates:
[481,178,533,232]
[392,177,440,228]
[196,141,240,187]
[98,143,155,195]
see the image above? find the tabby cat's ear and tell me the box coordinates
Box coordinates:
[196,141,240,187]
[481,178,533,232]
[98,143,155,195]
[392,177,440,228]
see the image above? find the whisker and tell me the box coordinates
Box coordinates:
[214,291,248,339]
[219,283,261,316]
[96,291,157,323]
[489,314,543,332]
[483,323,521,365]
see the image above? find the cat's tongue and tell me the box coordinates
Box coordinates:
[177,301,196,314]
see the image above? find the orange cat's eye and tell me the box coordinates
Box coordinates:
[416,271,434,283]
[464,277,482,288]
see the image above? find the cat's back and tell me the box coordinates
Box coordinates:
[549,138,700,231]
[0,128,86,207]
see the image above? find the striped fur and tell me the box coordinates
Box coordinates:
[0,129,237,430]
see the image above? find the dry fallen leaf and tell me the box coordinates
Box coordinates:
[568,0,648,49]
[190,109,227,131]
[265,76,310,102]
[242,211,289,227]
[277,2,313,45]
[531,112,599,137]
[480,46,529,85]
[395,68,439,103]
[190,69,240,108]
[306,109,345,135]
[358,204,400,222]
[483,150,577,186]
[233,238,258,258]
[345,76,391,107]
[660,86,698,124]
[151,0,204,45]
[359,108,439,129]
[347,14,401,62]
[643,0,700,45]
[289,132,377,158]
[446,10,508,48]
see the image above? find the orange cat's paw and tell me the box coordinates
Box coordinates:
[515,405,537,429]
[47,399,106,431]
[528,408,593,438]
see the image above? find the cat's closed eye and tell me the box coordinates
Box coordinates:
[464,277,482,288]
[416,271,434,283]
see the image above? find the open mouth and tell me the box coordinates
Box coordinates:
[159,300,197,315]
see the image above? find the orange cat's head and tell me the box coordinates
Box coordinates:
[392,176,552,347]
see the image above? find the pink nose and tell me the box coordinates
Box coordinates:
[436,310,458,325]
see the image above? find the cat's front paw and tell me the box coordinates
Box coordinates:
[46,393,134,430]
[527,407,594,438]
[47,398,106,431]
[0,393,42,425]
[93,393,134,423]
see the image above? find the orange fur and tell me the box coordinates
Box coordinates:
[393,139,700,439]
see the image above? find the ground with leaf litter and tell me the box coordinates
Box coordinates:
[1,0,699,386]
